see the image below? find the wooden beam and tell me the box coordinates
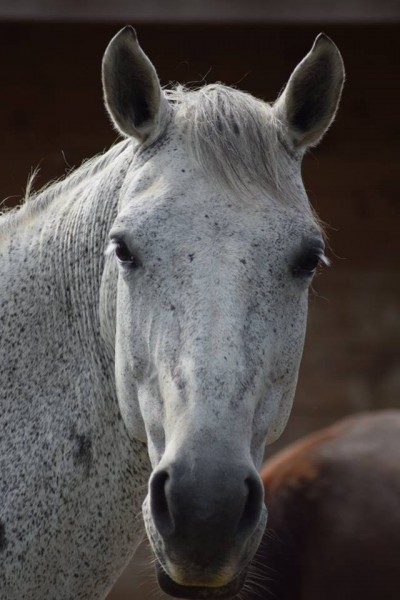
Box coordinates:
[0,0,399,23]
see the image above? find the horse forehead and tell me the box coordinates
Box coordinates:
[119,181,304,241]
[118,149,317,245]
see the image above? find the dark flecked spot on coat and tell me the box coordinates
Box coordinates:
[0,521,7,552]
[73,433,93,475]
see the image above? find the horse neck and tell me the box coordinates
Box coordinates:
[0,142,132,414]
[0,143,153,594]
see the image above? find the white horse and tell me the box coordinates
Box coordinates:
[0,27,344,600]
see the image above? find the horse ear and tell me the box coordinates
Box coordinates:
[102,26,167,141]
[274,34,345,150]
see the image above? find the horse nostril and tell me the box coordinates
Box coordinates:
[150,469,174,537]
[237,474,264,536]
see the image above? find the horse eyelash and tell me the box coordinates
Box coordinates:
[320,254,331,267]
[104,241,117,257]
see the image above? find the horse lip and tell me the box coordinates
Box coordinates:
[155,562,247,599]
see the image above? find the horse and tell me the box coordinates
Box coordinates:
[0,26,344,600]
[247,411,400,600]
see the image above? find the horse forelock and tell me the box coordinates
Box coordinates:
[164,84,314,213]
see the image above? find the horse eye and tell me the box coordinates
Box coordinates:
[293,249,323,277]
[114,240,140,268]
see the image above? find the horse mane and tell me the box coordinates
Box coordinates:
[0,83,319,236]
[0,140,132,235]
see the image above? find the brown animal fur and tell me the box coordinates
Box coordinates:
[247,411,400,600]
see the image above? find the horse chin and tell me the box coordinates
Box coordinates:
[156,563,247,599]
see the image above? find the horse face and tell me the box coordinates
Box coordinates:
[103,27,343,598]
[111,167,320,453]
[109,154,322,596]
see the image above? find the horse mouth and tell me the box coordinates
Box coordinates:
[156,562,247,599]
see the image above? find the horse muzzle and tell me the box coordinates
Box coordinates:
[144,458,267,599]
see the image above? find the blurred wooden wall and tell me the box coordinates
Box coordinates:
[0,21,399,599]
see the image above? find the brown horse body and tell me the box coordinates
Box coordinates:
[251,411,400,600]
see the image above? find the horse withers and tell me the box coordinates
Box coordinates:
[0,27,344,599]
[248,411,400,600]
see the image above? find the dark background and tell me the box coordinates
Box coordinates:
[0,3,399,598]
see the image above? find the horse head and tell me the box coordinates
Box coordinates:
[101,27,344,599]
